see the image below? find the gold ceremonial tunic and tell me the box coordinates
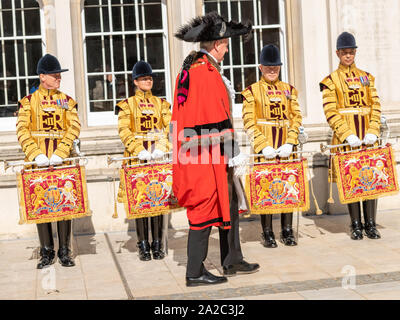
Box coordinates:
[116,89,171,201]
[242,77,303,159]
[320,63,381,181]
[17,85,81,162]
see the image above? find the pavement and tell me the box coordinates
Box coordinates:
[1,209,400,300]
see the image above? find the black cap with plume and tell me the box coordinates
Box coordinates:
[175,11,252,42]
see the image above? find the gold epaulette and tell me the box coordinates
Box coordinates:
[241,87,255,102]
[320,75,335,91]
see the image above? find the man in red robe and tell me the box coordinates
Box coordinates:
[172,12,259,287]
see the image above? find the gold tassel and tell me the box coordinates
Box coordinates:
[308,167,323,215]
[327,155,335,204]
[112,171,118,219]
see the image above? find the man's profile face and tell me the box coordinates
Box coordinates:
[336,48,356,67]
[259,65,280,82]
[213,38,229,63]
[40,73,61,90]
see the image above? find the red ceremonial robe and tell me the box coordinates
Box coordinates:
[172,54,233,230]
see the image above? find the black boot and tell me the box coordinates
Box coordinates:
[348,202,363,240]
[37,247,55,269]
[151,240,165,260]
[36,223,55,269]
[137,240,151,261]
[57,246,75,267]
[136,218,151,261]
[261,215,277,248]
[150,216,165,259]
[57,221,75,267]
[363,200,381,239]
[280,213,297,246]
[261,229,277,248]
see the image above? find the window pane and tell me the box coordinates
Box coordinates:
[7,80,18,104]
[24,7,41,36]
[86,37,105,73]
[244,67,257,88]
[240,0,254,22]
[17,40,25,77]
[23,0,39,8]
[2,10,14,37]
[243,36,255,64]
[112,5,122,32]
[143,3,162,30]
[90,100,113,112]
[145,34,164,69]
[0,81,5,105]
[84,5,101,33]
[0,45,3,78]
[26,39,42,75]
[112,35,125,71]
[261,28,280,48]
[89,75,105,100]
[260,0,280,25]
[5,41,16,77]
[204,1,217,13]
[115,74,128,99]
[125,34,138,69]
[231,36,241,65]
[123,3,136,31]
[151,72,166,97]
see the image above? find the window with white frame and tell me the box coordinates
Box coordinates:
[82,0,171,127]
[203,0,287,117]
[0,0,44,130]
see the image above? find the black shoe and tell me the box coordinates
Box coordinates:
[186,269,228,287]
[350,221,364,240]
[223,260,260,276]
[151,240,165,260]
[364,222,381,239]
[281,228,297,246]
[137,240,151,261]
[37,247,55,269]
[261,230,277,248]
[57,246,75,267]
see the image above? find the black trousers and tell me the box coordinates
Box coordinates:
[347,199,378,223]
[261,212,294,232]
[186,168,243,277]
[37,220,72,250]
[136,215,163,242]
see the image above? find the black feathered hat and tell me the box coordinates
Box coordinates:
[336,32,357,50]
[260,44,282,66]
[175,11,252,42]
[37,54,68,75]
[132,61,154,80]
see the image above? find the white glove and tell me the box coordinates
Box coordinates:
[228,152,248,168]
[262,146,277,159]
[346,134,362,148]
[137,149,152,161]
[151,149,165,160]
[277,144,293,158]
[34,154,50,167]
[363,133,378,145]
[49,154,63,166]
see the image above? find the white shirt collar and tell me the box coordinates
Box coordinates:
[199,48,218,64]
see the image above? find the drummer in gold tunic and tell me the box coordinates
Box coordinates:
[116,61,171,261]
[242,44,303,248]
[320,32,382,240]
[17,54,81,269]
